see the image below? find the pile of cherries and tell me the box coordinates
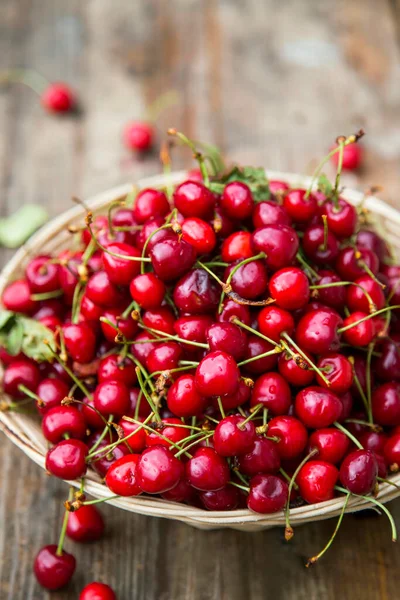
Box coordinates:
[1,131,400,591]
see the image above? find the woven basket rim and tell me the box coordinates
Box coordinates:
[1,169,400,528]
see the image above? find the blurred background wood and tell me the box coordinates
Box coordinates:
[0,0,400,598]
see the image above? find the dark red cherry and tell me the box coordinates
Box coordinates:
[2,279,36,314]
[295,386,342,428]
[186,447,229,491]
[308,428,350,464]
[357,230,389,263]
[102,242,141,286]
[142,307,175,335]
[252,200,291,228]
[216,379,251,411]
[174,315,213,347]
[79,581,116,600]
[36,378,70,415]
[137,446,184,494]
[89,438,130,478]
[66,505,105,543]
[42,406,86,443]
[173,180,215,218]
[101,308,138,343]
[130,332,158,366]
[218,298,251,326]
[375,339,400,382]
[336,247,379,281]
[162,477,195,503]
[118,417,147,452]
[339,449,378,495]
[195,351,240,397]
[221,231,254,263]
[247,474,288,513]
[347,275,385,313]
[278,350,315,387]
[358,431,388,457]
[206,322,247,361]
[199,485,239,511]
[239,437,281,475]
[173,269,219,314]
[242,335,278,373]
[181,217,216,255]
[297,461,338,503]
[105,454,142,496]
[337,391,353,422]
[150,237,196,282]
[62,323,96,364]
[34,545,76,590]
[341,311,374,347]
[213,414,256,457]
[3,359,40,398]
[251,372,291,415]
[302,224,339,265]
[258,306,295,342]
[224,259,268,300]
[314,270,347,310]
[45,439,88,479]
[136,216,174,252]
[25,255,60,293]
[267,416,308,459]
[384,434,400,470]
[133,188,169,223]
[372,383,400,426]
[112,208,138,245]
[130,272,165,309]
[295,308,342,354]
[85,271,124,307]
[167,374,208,417]
[81,397,107,430]
[316,353,353,393]
[268,267,310,310]
[98,354,137,386]
[94,380,130,418]
[283,189,317,223]
[146,342,182,375]
[318,198,357,239]
[145,417,187,448]
[251,224,299,271]
[220,181,254,220]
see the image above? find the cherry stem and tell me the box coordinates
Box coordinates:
[137,322,209,349]
[333,138,345,199]
[57,487,74,556]
[107,199,126,239]
[82,495,120,506]
[232,318,280,348]
[136,367,161,422]
[335,485,397,542]
[140,223,174,275]
[366,343,374,424]
[306,492,350,567]
[338,305,400,334]
[89,416,114,456]
[347,356,372,422]
[296,252,319,280]
[124,417,193,458]
[311,281,376,313]
[17,385,39,402]
[217,396,226,419]
[218,252,266,313]
[344,418,381,432]
[239,404,263,429]
[196,260,225,287]
[122,300,140,320]
[333,421,363,449]
[377,476,400,492]
[30,289,63,302]
[233,469,250,487]
[126,353,155,392]
[281,333,331,387]
[48,348,92,398]
[229,480,250,493]
[279,468,299,490]
[85,216,151,262]
[168,129,210,186]
[237,346,282,367]
[285,448,319,541]
[174,432,213,458]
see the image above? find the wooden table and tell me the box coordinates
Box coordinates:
[1,1,400,598]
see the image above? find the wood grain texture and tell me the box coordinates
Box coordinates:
[0,0,400,598]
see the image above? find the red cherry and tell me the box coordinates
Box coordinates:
[251,372,291,415]
[62,323,96,364]
[145,417,187,448]
[2,279,36,313]
[314,270,346,310]
[130,273,166,309]
[133,189,169,223]
[358,230,389,263]
[358,431,388,456]
[118,417,147,452]
[167,375,208,418]
[80,582,116,600]
[25,255,60,293]
[150,237,197,282]
[173,181,215,218]
[89,437,130,478]
[216,379,251,411]
[200,485,239,511]
[80,294,103,322]
[258,306,295,342]
[86,271,124,307]
[342,311,374,347]
[41,83,75,113]
[331,142,362,170]
[302,224,339,265]
[375,339,400,382]
[339,449,378,495]
[384,434,400,470]
[94,380,130,418]
[162,477,195,503]
[295,308,342,354]
[283,189,317,223]
[137,446,184,494]
[45,439,88,479]
[278,350,315,387]
[251,225,299,271]
[195,351,240,397]
[142,307,175,335]
[66,505,105,543]
[206,322,247,361]
[181,217,216,254]
[174,315,213,347]
[243,335,278,373]
[3,358,40,398]
[347,275,385,313]
[247,474,288,513]
[34,545,76,590]
[238,437,281,476]
[336,247,379,281]
[269,267,310,310]
[42,406,86,443]
[130,332,158,366]
[316,353,353,393]
[318,198,357,239]
[98,354,137,386]
[136,216,175,252]
[221,231,254,263]
[36,378,70,415]
[220,181,254,219]
[100,308,138,343]
[123,121,154,152]
[372,383,400,426]
[185,447,229,491]
[81,397,107,430]
[297,461,338,503]
[173,269,219,314]
[308,428,350,464]
[267,416,308,459]
[102,242,141,286]
[224,259,268,300]
[252,200,291,229]
[105,454,142,496]
[146,342,182,374]
[213,414,256,457]
[218,298,251,326]
[295,386,342,428]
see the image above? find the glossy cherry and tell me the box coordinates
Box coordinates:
[105,454,142,496]
[267,416,308,460]
[186,447,229,491]
[93,380,130,418]
[41,83,75,113]
[247,474,288,513]
[314,270,346,310]
[341,311,374,347]
[150,237,197,282]
[308,428,350,464]
[224,259,268,300]
[195,351,240,397]
[173,269,219,314]
[2,278,36,313]
[339,449,378,495]
[295,308,342,354]
[42,406,86,443]
[146,342,182,374]
[331,142,362,170]
[318,198,357,239]
[283,189,317,223]
[336,246,379,282]
[295,386,342,428]
[213,414,256,456]
[98,354,137,386]
[372,383,400,426]
[167,374,208,418]
[79,582,116,600]
[137,446,184,494]
[102,242,141,285]
[130,272,165,309]
[34,545,76,590]
[66,505,105,543]
[302,224,339,265]
[221,231,254,263]
[257,306,295,342]
[268,267,310,310]
[173,180,215,218]
[278,350,315,387]
[181,217,216,254]
[297,461,339,503]
[251,224,299,271]
[347,275,385,313]
[243,335,278,373]
[36,378,70,415]
[200,485,239,511]
[251,372,291,415]
[62,323,97,364]
[3,359,40,398]
[238,437,281,476]
[316,353,353,393]
[45,439,88,479]
[252,200,291,228]
[206,322,247,361]
[25,255,60,293]
[221,181,254,219]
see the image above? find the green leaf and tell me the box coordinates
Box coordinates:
[317,174,333,197]
[0,204,49,248]
[210,165,270,202]
[0,310,54,362]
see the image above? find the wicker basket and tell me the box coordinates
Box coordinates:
[1,170,400,532]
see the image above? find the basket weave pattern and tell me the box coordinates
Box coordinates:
[1,170,400,531]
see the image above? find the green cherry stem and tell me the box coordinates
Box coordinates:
[285,448,319,541]
[232,318,280,348]
[237,347,282,367]
[218,252,266,313]
[306,492,350,567]
[338,305,400,334]
[281,334,331,387]
[333,421,363,449]
[88,416,114,456]
[136,367,161,422]
[57,488,74,556]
